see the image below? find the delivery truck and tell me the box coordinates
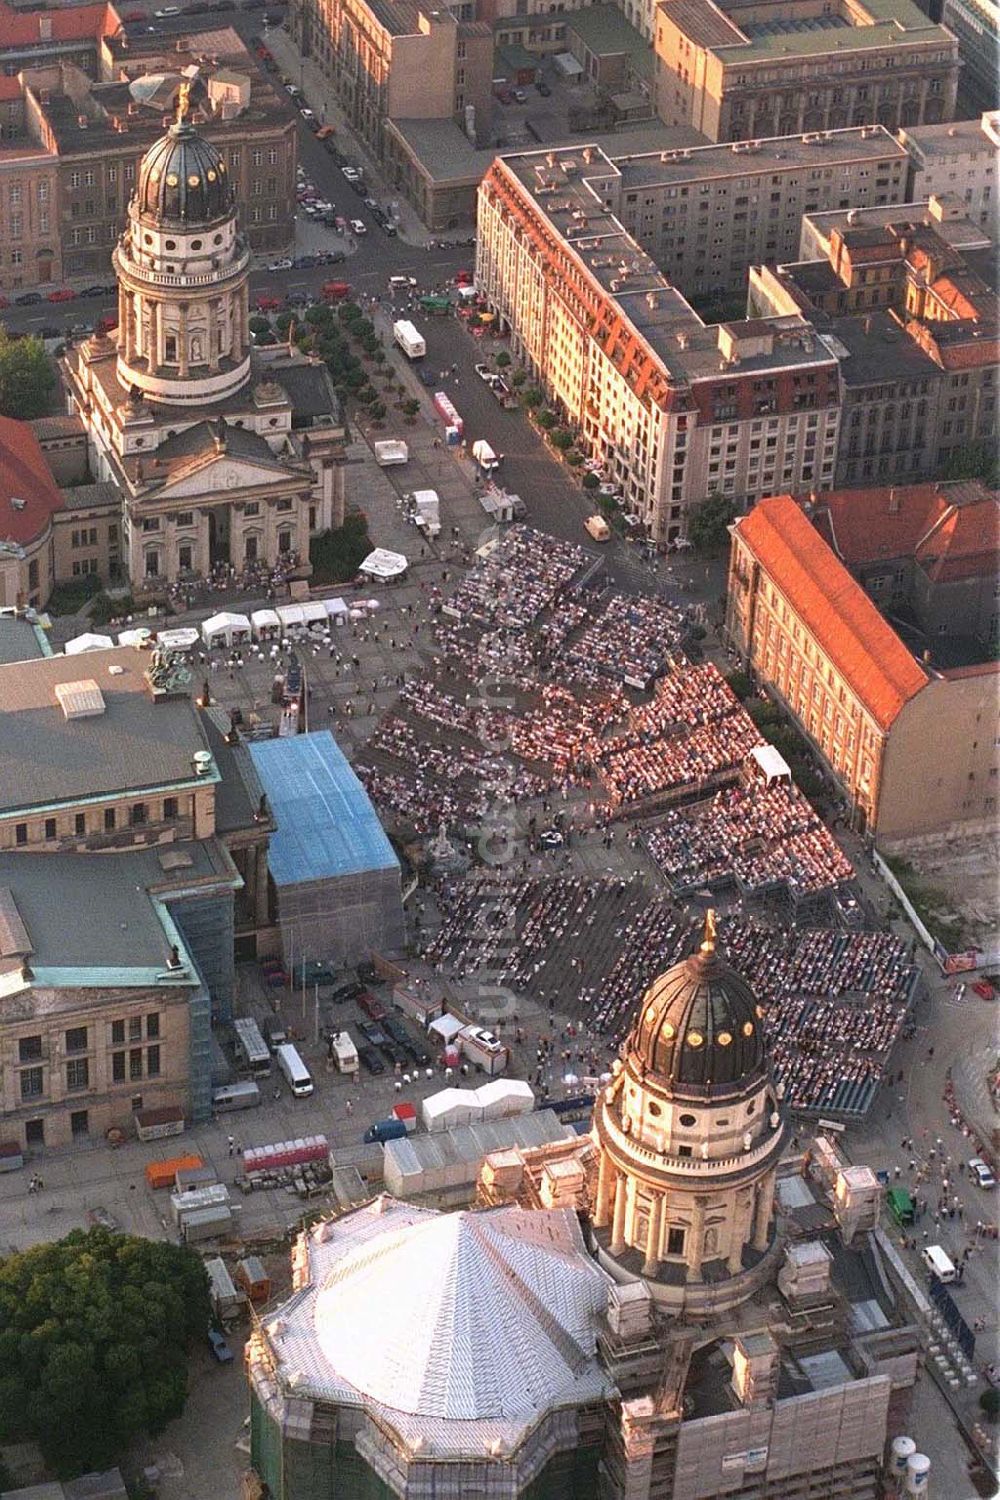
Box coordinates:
[232,1017,271,1079]
[364,1117,409,1144]
[393,319,426,359]
[373,439,409,466]
[276,1042,314,1097]
[410,489,441,537]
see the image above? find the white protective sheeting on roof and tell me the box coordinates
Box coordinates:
[202,612,251,647]
[553,51,584,76]
[303,1199,610,1423]
[157,627,200,651]
[251,608,281,638]
[359,547,408,580]
[64,632,114,655]
[750,744,792,784]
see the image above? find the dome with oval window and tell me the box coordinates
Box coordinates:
[628,912,766,1094]
[135,111,234,227]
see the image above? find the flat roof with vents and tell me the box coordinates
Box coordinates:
[54,679,106,720]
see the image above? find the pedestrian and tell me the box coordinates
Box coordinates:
[227,1134,235,1156]
[235,1140,243,1156]
[34,1175,42,1191]
[345,1098,353,1115]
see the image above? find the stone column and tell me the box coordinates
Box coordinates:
[688,1197,705,1280]
[728,1192,748,1275]
[642,1193,663,1278]
[178,304,189,377]
[752,1172,775,1252]
[255,843,270,927]
[610,1174,628,1256]
[595,1151,613,1229]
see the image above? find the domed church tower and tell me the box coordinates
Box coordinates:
[591,912,787,1315]
[112,82,251,405]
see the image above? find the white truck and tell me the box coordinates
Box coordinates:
[472,438,501,474]
[331,1031,359,1074]
[411,489,441,538]
[373,439,409,466]
[393,319,426,359]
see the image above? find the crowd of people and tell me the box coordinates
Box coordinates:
[645,778,855,901]
[441,525,589,632]
[561,592,685,689]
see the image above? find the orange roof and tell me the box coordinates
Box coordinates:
[737,496,929,731]
[0,413,64,548]
[915,490,1000,583]
[816,480,995,567]
[0,1,121,48]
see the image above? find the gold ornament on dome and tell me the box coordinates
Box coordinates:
[166,174,178,187]
[175,79,191,124]
[662,1022,675,1039]
[207,169,216,181]
[687,1031,704,1048]
[188,175,200,187]
[717,1031,732,1046]
[743,1022,754,1037]
[150,168,161,181]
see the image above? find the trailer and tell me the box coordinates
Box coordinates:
[479,490,515,523]
[373,439,409,466]
[331,1030,359,1074]
[134,1105,185,1142]
[205,1256,245,1322]
[410,489,441,538]
[232,1017,271,1079]
[393,319,426,359]
[458,1024,509,1076]
[145,1153,203,1190]
[432,391,463,439]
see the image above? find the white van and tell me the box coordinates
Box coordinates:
[921,1244,956,1283]
[585,514,611,542]
[212,1081,262,1113]
[276,1042,314,1098]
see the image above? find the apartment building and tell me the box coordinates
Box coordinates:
[899,112,1000,237]
[940,0,998,113]
[726,493,1000,840]
[0,33,295,287]
[654,0,960,145]
[0,0,122,81]
[614,126,909,302]
[477,145,840,544]
[748,199,998,484]
[0,640,281,1150]
[292,0,493,161]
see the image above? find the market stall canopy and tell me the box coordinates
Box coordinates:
[157,627,200,651]
[251,608,281,638]
[323,597,349,620]
[277,603,306,630]
[428,1013,464,1045]
[749,744,792,785]
[64,632,114,655]
[359,548,408,581]
[301,601,329,628]
[202,611,251,647]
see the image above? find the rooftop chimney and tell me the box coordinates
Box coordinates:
[731,1331,779,1406]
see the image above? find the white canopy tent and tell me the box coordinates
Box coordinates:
[359,547,408,581]
[277,603,306,634]
[157,626,200,652]
[323,597,349,624]
[428,1013,464,1046]
[201,611,251,648]
[749,744,792,785]
[117,627,152,647]
[301,600,329,630]
[250,608,281,641]
[64,631,113,655]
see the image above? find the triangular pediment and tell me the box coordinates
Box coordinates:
[153,453,303,500]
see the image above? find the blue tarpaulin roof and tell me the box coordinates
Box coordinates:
[249,732,399,886]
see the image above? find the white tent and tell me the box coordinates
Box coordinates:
[201,611,251,648]
[157,626,200,652]
[301,600,329,629]
[277,603,306,634]
[359,547,408,581]
[250,608,281,641]
[749,744,792,785]
[428,1013,464,1045]
[323,597,349,623]
[117,627,152,647]
[64,631,113,655]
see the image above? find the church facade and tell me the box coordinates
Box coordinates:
[63,90,347,590]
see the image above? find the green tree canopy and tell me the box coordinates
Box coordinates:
[688,492,736,552]
[0,332,55,419]
[494,351,511,369]
[521,386,543,410]
[0,1227,210,1478]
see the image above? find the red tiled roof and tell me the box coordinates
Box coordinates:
[737,496,929,731]
[915,490,1000,583]
[816,481,989,566]
[0,1,121,48]
[0,413,64,548]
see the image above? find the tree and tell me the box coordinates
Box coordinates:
[248,315,271,335]
[402,398,420,420]
[582,471,600,491]
[980,1389,1000,1421]
[0,1227,210,1478]
[536,410,557,431]
[510,368,527,389]
[688,492,736,552]
[550,428,574,451]
[725,669,752,701]
[369,400,387,422]
[521,386,543,411]
[494,351,511,369]
[0,332,55,419]
[941,440,1000,489]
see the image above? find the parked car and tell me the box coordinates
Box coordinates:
[358,991,386,1020]
[329,977,362,1004]
[512,88,526,102]
[380,1039,409,1069]
[293,959,337,987]
[357,1019,388,1049]
[299,106,315,120]
[79,284,108,298]
[207,1328,234,1363]
[341,165,361,180]
[969,1157,996,1189]
[285,83,301,97]
[15,291,43,306]
[293,254,320,269]
[537,78,551,96]
[357,1044,384,1075]
[267,257,294,272]
[381,220,397,236]
[154,5,181,15]
[349,219,367,236]
[418,366,437,386]
[47,288,75,303]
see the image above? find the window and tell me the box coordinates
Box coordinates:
[178,545,192,572]
[129,1016,142,1043]
[70,1109,89,1139]
[146,1012,160,1040]
[20,1067,43,1100]
[667,1226,686,1256]
[244,502,259,517]
[104,807,116,832]
[175,511,193,527]
[15,822,27,845]
[25,1118,44,1146]
[66,1057,89,1092]
[75,812,86,836]
[19,1035,42,1063]
[131,802,147,826]
[44,817,56,841]
[65,1026,88,1053]
[112,1051,126,1083]
[129,1048,144,1081]
[163,796,179,820]
[278,530,291,555]
[146,1045,161,1078]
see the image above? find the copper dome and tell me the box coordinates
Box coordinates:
[135,120,233,227]
[629,914,766,1094]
